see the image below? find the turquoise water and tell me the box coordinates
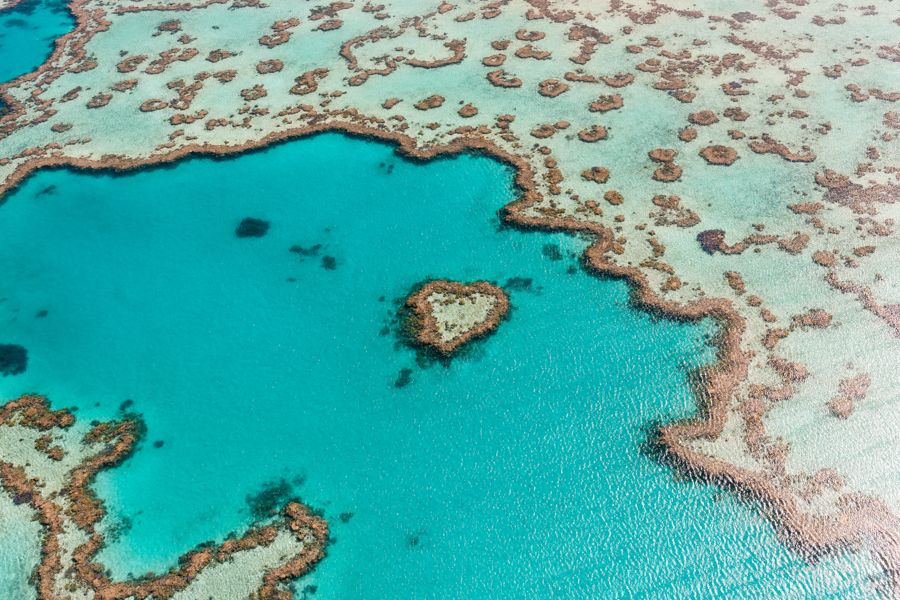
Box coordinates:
[0,0,73,85]
[0,133,880,597]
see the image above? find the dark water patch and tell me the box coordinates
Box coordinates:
[246,478,295,519]
[339,512,353,524]
[0,343,27,376]
[541,243,563,261]
[394,368,412,388]
[405,529,425,548]
[118,399,134,412]
[504,276,536,292]
[35,309,48,318]
[105,514,134,544]
[235,217,270,238]
[34,184,56,197]
[289,243,322,258]
[12,491,32,505]
[152,440,164,449]
[321,255,337,270]
[245,474,307,519]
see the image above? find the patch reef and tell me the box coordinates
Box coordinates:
[403,279,509,355]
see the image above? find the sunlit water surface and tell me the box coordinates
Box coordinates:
[0,130,882,597]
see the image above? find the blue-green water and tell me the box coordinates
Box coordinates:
[0,133,879,597]
[0,0,73,84]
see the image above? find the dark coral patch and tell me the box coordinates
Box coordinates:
[235,217,270,238]
[0,344,27,377]
[394,368,413,388]
[697,229,726,254]
[542,244,563,261]
[246,478,298,519]
[290,243,323,258]
[321,255,337,270]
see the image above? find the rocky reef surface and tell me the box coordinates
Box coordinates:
[402,279,509,356]
[0,0,898,594]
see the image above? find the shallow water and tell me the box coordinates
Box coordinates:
[0,132,880,597]
[0,0,73,84]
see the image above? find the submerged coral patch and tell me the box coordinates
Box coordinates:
[236,217,270,238]
[0,343,26,376]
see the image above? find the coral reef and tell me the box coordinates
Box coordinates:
[402,280,509,356]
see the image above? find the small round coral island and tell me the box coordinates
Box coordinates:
[402,280,510,357]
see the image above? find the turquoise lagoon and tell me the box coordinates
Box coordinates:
[0,0,73,84]
[0,133,881,597]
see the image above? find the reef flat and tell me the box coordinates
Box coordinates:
[0,395,328,599]
[403,279,509,356]
[0,0,898,594]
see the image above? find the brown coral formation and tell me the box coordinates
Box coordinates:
[648,148,677,163]
[414,95,445,110]
[241,84,267,102]
[749,135,816,162]
[406,40,467,68]
[828,374,872,418]
[259,18,300,48]
[581,166,610,183]
[139,98,169,112]
[589,94,623,112]
[678,127,698,142]
[514,44,551,60]
[652,162,683,182]
[648,148,682,182]
[696,229,726,254]
[700,145,739,165]
[578,125,608,142]
[651,194,700,227]
[688,110,719,125]
[116,55,146,73]
[256,59,284,74]
[486,69,522,88]
[604,190,624,205]
[402,280,510,356]
[290,68,328,95]
[537,78,569,97]
[86,93,111,109]
[206,49,234,63]
[602,73,634,88]
[792,308,833,329]
[458,103,478,118]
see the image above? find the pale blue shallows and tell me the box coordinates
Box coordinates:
[0,133,879,598]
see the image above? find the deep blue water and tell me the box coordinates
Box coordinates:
[0,133,880,597]
[0,0,73,85]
